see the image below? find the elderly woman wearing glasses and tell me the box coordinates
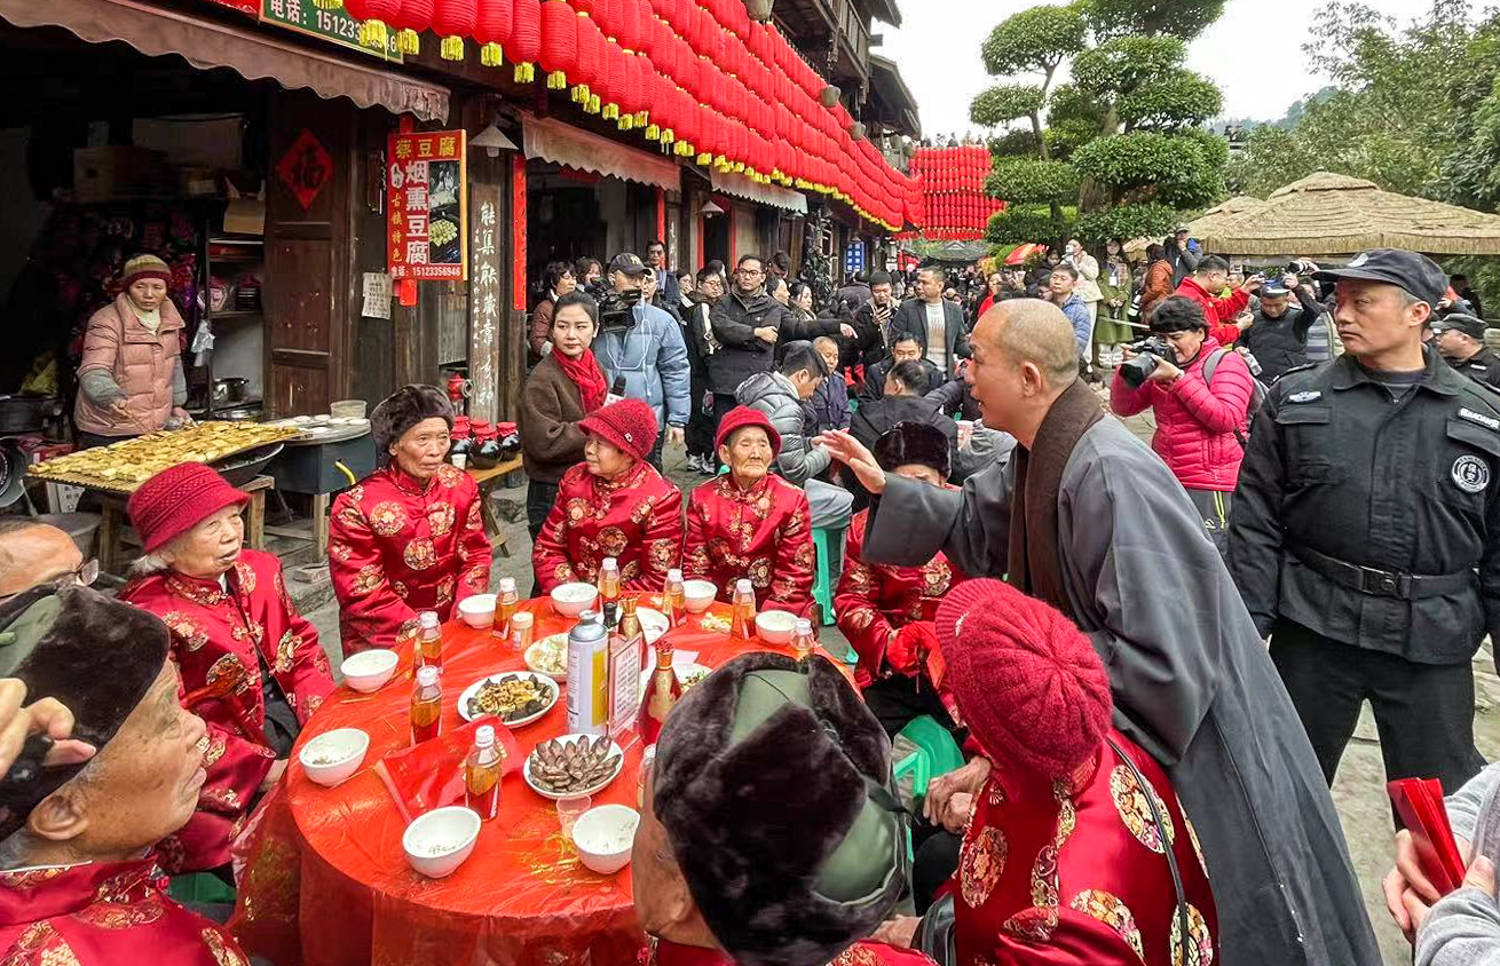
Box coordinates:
[119,462,334,875]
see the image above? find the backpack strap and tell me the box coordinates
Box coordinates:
[1200,348,1249,449]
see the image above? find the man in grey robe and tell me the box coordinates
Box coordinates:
[820,299,1379,966]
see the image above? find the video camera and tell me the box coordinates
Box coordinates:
[1118,335,1177,388]
[597,288,642,331]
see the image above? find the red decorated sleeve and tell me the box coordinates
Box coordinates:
[172,653,273,819]
[328,491,419,654]
[681,492,712,583]
[272,565,336,722]
[834,515,896,684]
[766,487,815,614]
[453,477,494,605]
[624,482,684,593]
[531,492,578,594]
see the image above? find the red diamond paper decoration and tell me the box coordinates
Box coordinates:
[276,129,334,212]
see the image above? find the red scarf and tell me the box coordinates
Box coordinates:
[554,348,609,412]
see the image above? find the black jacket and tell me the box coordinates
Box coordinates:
[707,287,787,395]
[843,393,957,510]
[888,298,971,379]
[679,294,718,379]
[1229,347,1500,663]
[857,356,943,403]
[1242,294,1319,383]
[846,299,893,372]
[1450,346,1500,390]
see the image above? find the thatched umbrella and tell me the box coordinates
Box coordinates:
[1191,172,1500,257]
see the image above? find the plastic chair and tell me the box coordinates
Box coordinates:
[812,525,844,626]
[168,872,237,906]
[896,715,965,802]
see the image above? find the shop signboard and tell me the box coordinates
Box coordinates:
[204,0,261,14]
[843,240,866,276]
[260,0,403,61]
[388,130,468,282]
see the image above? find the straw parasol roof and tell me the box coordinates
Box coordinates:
[1190,172,1500,257]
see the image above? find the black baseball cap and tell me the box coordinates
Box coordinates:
[1261,278,1292,297]
[1313,249,1448,306]
[608,252,648,276]
[1434,313,1488,340]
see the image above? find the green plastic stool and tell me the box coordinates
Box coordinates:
[812,525,844,627]
[892,751,921,862]
[896,715,965,802]
[169,872,237,906]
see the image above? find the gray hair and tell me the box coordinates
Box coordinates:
[129,552,171,578]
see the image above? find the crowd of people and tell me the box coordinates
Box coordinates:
[3,229,1500,966]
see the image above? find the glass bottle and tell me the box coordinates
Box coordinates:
[790,618,815,662]
[609,597,644,736]
[464,724,504,820]
[662,568,686,628]
[598,557,621,629]
[493,577,520,641]
[410,665,442,745]
[509,611,535,652]
[416,610,443,672]
[729,579,756,641]
[638,637,682,745]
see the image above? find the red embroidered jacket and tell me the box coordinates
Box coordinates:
[120,548,335,873]
[953,729,1218,966]
[328,463,492,654]
[835,508,969,688]
[682,474,815,614]
[0,858,249,965]
[533,460,683,593]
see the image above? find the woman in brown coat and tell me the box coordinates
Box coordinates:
[519,290,606,539]
[73,254,190,448]
[1138,243,1175,325]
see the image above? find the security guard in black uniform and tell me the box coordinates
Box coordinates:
[1435,312,1500,390]
[1229,249,1499,796]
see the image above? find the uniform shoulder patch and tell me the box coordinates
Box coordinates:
[1287,390,1322,403]
[1459,407,1500,431]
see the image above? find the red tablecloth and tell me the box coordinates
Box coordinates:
[230,596,836,966]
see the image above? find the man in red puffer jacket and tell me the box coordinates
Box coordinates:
[1174,254,1265,345]
[1111,295,1257,555]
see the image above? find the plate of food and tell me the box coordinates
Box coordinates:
[458,671,558,726]
[524,633,569,679]
[524,734,625,800]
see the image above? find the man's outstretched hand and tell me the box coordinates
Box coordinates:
[815,430,885,495]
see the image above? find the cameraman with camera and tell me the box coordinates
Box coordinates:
[1111,295,1256,554]
[590,253,690,468]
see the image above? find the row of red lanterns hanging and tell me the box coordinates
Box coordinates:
[336,0,922,229]
[909,145,1000,238]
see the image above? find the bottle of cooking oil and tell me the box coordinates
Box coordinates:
[410,665,442,745]
[416,611,443,671]
[464,724,504,819]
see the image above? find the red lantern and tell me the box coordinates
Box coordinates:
[540,0,578,87]
[397,0,434,54]
[344,0,402,48]
[433,0,477,60]
[475,0,511,66]
[573,13,604,103]
[511,0,542,80]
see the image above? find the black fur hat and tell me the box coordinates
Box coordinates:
[0,585,171,839]
[874,420,951,479]
[371,385,454,466]
[653,652,907,966]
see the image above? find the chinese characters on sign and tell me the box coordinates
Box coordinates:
[276,129,333,212]
[470,199,501,417]
[388,131,468,282]
[261,0,403,60]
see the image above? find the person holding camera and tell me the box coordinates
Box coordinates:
[590,252,690,469]
[1110,296,1255,554]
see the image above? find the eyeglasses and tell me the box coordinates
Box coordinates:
[737,268,764,277]
[0,559,98,607]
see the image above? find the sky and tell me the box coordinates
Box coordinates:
[876,0,1432,140]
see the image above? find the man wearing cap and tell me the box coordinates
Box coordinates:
[532,398,683,593]
[329,385,492,654]
[590,252,690,468]
[1237,271,1324,383]
[1232,249,1500,804]
[1435,313,1500,390]
[633,651,927,966]
[836,422,969,737]
[120,462,334,875]
[0,586,253,964]
[821,298,1380,964]
[683,406,815,614]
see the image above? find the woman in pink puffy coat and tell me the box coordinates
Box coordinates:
[1110,295,1256,555]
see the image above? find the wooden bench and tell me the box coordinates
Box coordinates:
[467,457,523,558]
[97,475,274,576]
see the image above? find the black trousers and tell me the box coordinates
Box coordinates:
[711,393,739,468]
[526,480,559,542]
[1270,619,1486,796]
[687,375,716,459]
[862,673,960,740]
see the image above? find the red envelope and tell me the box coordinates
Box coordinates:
[373,715,522,824]
[1388,777,1466,896]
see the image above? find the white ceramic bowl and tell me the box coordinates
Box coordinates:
[683,580,718,613]
[755,609,798,645]
[402,806,482,879]
[571,804,640,875]
[458,593,498,628]
[551,582,599,618]
[340,649,399,693]
[298,728,369,787]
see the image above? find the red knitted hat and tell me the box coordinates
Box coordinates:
[935,579,1113,780]
[121,253,171,288]
[126,463,249,554]
[714,405,781,456]
[578,398,660,463]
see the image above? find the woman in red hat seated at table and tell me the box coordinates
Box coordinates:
[877,579,1218,965]
[683,406,815,614]
[329,385,492,655]
[835,421,970,738]
[119,462,334,876]
[533,398,683,593]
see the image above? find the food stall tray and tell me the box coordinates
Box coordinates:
[28,422,300,494]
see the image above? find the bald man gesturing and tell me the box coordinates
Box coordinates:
[820,299,1379,966]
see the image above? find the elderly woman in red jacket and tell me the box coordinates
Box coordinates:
[329,385,491,655]
[683,406,815,614]
[836,421,969,736]
[120,462,334,875]
[533,398,682,592]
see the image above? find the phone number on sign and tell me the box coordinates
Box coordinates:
[315,9,359,41]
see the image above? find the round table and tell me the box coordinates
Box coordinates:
[248,595,835,966]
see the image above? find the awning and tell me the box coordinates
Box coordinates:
[868,55,920,140]
[709,169,808,214]
[0,0,449,122]
[522,113,682,192]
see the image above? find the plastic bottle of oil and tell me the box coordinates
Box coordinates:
[416,611,443,672]
[464,724,504,819]
[492,577,519,641]
[410,665,442,745]
[729,579,757,641]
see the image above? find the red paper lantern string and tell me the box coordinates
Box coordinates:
[398,0,434,54]
[540,0,577,88]
[475,0,511,66]
[433,0,477,60]
[344,0,400,47]
[510,0,542,81]
[572,13,603,104]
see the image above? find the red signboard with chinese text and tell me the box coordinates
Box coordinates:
[388,130,468,282]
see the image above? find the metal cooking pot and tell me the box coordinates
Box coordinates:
[0,396,60,434]
[212,378,249,406]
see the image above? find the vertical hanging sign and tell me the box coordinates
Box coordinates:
[388,130,469,282]
[469,196,501,420]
